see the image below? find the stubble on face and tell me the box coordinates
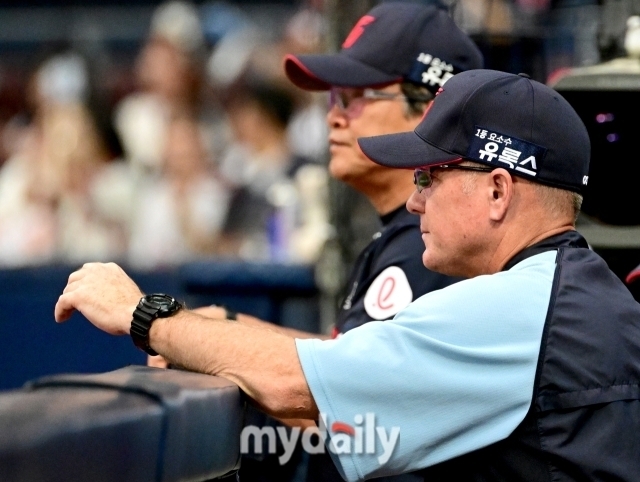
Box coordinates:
[418,172,489,278]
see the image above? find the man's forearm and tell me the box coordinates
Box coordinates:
[194,306,330,340]
[53,262,321,420]
[149,310,319,419]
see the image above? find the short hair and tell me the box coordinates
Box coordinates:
[249,83,295,128]
[400,82,434,118]
[531,183,583,224]
[459,160,582,223]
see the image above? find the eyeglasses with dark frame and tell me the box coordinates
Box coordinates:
[329,88,407,118]
[413,164,495,193]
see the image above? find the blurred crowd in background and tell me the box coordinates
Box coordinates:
[0,0,636,270]
[0,0,334,268]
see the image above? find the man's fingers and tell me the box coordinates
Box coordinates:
[63,280,82,294]
[148,355,170,369]
[67,267,88,285]
[55,261,143,335]
[68,262,108,285]
[54,293,77,323]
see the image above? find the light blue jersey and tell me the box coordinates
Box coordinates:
[296,251,557,481]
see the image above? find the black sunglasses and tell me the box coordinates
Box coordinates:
[413,164,494,192]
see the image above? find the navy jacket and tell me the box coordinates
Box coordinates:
[419,231,640,481]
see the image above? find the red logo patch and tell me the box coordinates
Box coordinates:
[331,421,356,436]
[342,15,376,49]
[376,277,396,310]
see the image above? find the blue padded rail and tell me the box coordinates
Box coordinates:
[0,366,244,482]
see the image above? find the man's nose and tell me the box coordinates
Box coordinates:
[406,189,425,215]
[326,104,348,128]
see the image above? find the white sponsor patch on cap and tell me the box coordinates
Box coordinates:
[467,126,547,178]
[364,266,413,320]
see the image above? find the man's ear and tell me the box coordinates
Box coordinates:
[487,168,514,222]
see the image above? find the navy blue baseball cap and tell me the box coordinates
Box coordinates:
[358,69,591,193]
[284,2,483,95]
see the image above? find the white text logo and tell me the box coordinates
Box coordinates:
[239,413,400,466]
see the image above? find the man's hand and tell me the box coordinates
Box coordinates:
[54,262,143,336]
[148,354,170,368]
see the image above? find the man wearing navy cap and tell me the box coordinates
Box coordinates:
[150,2,482,344]
[56,72,640,481]
[146,4,482,479]
[280,5,480,478]
[279,2,482,340]
[149,4,482,480]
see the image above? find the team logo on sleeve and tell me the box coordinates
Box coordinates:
[364,266,413,320]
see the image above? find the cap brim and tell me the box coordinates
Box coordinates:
[284,53,401,91]
[358,131,460,169]
[626,264,640,284]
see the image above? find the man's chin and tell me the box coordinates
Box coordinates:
[423,252,456,276]
[328,159,354,184]
[422,251,433,270]
[328,155,375,194]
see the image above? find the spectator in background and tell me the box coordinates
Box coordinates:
[0,52,124,266]
[114,0,221,174]
[216,77,330,262]
[126,114,230,269]
[105,0,236,268]
[247,6,329,164]
[453,0,515,35]
[203,5,331,264]
[282,8,329,164]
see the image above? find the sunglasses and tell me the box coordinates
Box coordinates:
[413,164,495,192]
[329,88,407,118]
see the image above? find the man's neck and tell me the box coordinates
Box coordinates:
[486,224,576,275]
[361,176,415,216]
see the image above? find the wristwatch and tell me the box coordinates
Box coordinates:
[130,294,183,355]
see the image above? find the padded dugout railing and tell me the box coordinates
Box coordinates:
[0,366,244,482]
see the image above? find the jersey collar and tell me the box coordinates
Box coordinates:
[503,230,589,272]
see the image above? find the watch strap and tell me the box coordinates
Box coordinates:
[130,294,182,356]
[211,304,238,321]
[225,307,238,321]
[131,302,160,356]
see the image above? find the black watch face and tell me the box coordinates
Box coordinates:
[143,294,182,316]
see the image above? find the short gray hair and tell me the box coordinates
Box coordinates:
[400,82,434,118]
[458,160,582,223]
[531,183,583,224]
